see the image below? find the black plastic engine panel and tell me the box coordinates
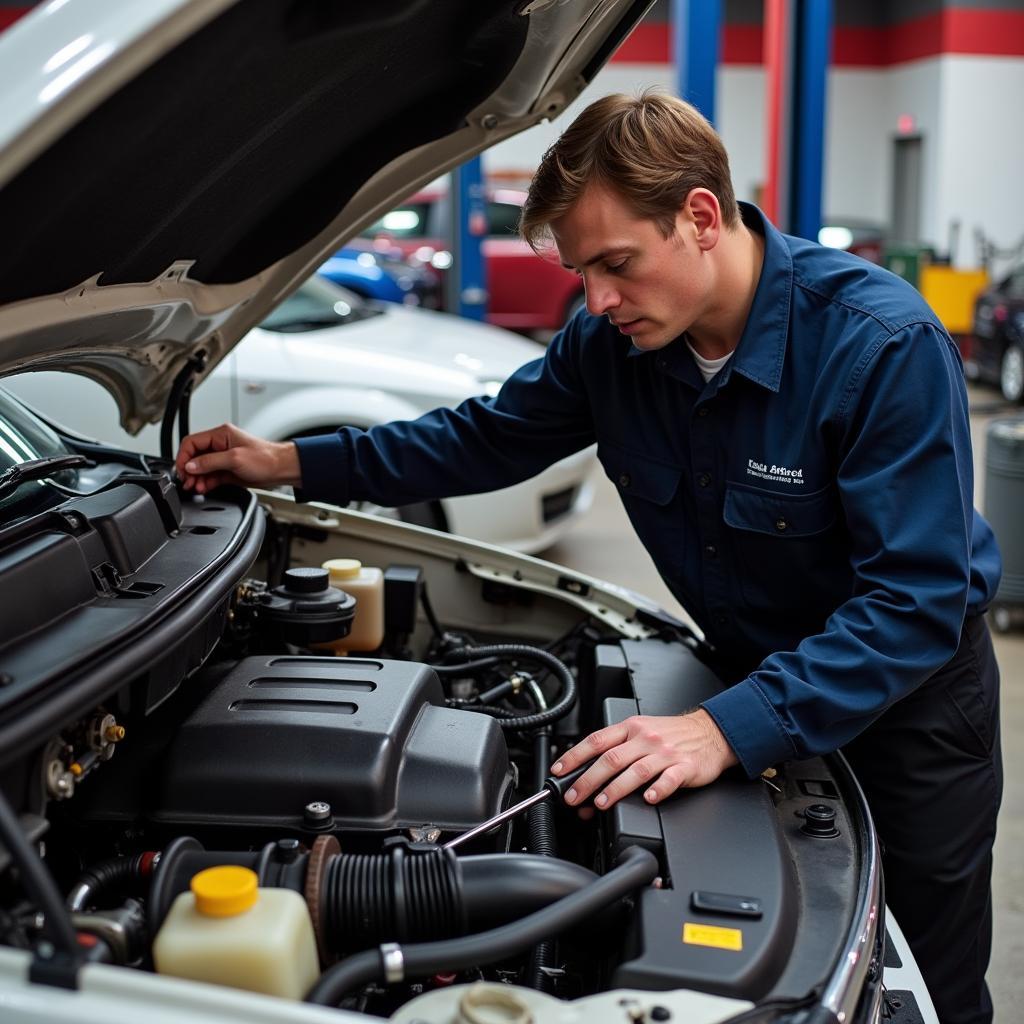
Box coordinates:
[600,639,859,1003]
[154,655,514,835]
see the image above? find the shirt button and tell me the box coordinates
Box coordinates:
[775,517,788,532]
[697,406,710,418]
[618,473,631,488]
[705,544,718,557]
[698,473,712,488]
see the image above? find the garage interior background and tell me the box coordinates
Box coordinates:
[482,0,1024,280]
[1,1,1021,1017]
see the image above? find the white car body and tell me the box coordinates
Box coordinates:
[6,279,597,553]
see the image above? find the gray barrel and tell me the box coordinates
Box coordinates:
[985,417,1024,604]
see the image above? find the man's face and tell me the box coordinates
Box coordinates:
[551,183,711,351]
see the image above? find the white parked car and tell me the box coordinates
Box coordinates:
[0,2,935,1024]
[6,276,596,553]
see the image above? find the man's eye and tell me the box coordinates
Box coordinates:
[607,260,628,274]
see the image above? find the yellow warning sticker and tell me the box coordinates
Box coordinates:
[682,922,743,951]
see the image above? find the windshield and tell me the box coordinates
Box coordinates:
[259,277,381,333]
[0,388,76,516]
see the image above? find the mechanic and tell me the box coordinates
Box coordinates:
[177,91,1002,1024]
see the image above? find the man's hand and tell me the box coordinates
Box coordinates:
[550,710,739,810]
[175,424,302,494]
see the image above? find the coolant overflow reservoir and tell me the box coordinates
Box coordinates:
[321,558,384,653]
[153,865,319,999]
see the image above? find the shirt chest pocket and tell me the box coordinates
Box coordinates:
[724,483,837,538]
[723,483,846,612]
[597,443,682,506]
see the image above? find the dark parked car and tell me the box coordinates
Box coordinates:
[969,263,1024,403]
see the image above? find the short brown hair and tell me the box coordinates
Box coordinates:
[520,89,740,250]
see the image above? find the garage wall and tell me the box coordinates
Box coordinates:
[824,69,890,224]
[484,19,1024,275]
[936,56,1024,273]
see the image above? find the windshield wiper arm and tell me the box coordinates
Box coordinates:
[0,455,89,500]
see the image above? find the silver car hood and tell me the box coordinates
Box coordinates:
[0,0,649,432]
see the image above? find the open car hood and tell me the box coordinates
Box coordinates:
[0,0,650,432]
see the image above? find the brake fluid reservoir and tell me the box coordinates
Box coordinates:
[153,865,319,1000]
[321,558,384,652]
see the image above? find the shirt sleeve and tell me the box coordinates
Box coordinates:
[292,317,596,507]
[703,322,977,776]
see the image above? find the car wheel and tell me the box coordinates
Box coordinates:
[1000,343,1024,404]
[290,426,449,533]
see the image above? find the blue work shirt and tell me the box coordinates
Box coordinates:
[295,203,1001,776]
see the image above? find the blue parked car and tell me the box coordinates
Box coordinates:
[318,245,440,307]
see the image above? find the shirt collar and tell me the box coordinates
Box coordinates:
[625,203,793,394]
[722,202,792,393]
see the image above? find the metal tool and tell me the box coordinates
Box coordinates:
[443,759,596,851]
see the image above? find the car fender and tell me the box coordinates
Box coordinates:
[239,384,424,441]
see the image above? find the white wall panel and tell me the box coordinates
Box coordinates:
[824,70,889,223]
[936,56,1024,274]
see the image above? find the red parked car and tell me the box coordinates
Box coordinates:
[361,187,585,333]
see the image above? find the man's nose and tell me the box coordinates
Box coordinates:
[585,280,619,317]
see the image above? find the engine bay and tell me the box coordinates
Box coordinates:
[0,465,879,1023]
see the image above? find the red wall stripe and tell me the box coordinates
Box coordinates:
[612,22,671,63]
[944,8,1024,58]
[611,9,1024,66]
[723,25,764,65]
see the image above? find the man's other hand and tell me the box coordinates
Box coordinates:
[175,424,302,494]
[550,710,739,809]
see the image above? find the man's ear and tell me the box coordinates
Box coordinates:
[684,188,721,252]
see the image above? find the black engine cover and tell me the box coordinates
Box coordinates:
[154,655,513,835]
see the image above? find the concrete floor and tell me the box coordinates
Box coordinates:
[544,383,1024,1020]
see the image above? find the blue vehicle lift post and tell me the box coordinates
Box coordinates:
[450,156,488,321]
[763,0,831,241]
[672,0,721,125]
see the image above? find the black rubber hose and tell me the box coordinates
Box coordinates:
[178,380,194,442]
[527,730,557,990]
[306,846,658,1006]
[526,799,557,859]
[322,843,464,953]
[459,855,596,930]
[160,363,193,460]
[0,790,80,959]
[434,657,501,676]
[532,724,557,987]
[442,645,576,732]
[527,730,557,857]
[66,853,152,912]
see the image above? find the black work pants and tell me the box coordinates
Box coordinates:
[843,614,1003,1024]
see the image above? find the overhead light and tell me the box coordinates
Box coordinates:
[818,226,853,250]
[381,210,421,232]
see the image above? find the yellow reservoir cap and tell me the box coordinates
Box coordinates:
[191,866,258,917]
[323,558,362,581]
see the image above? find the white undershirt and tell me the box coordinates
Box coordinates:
[685,340,733,382]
